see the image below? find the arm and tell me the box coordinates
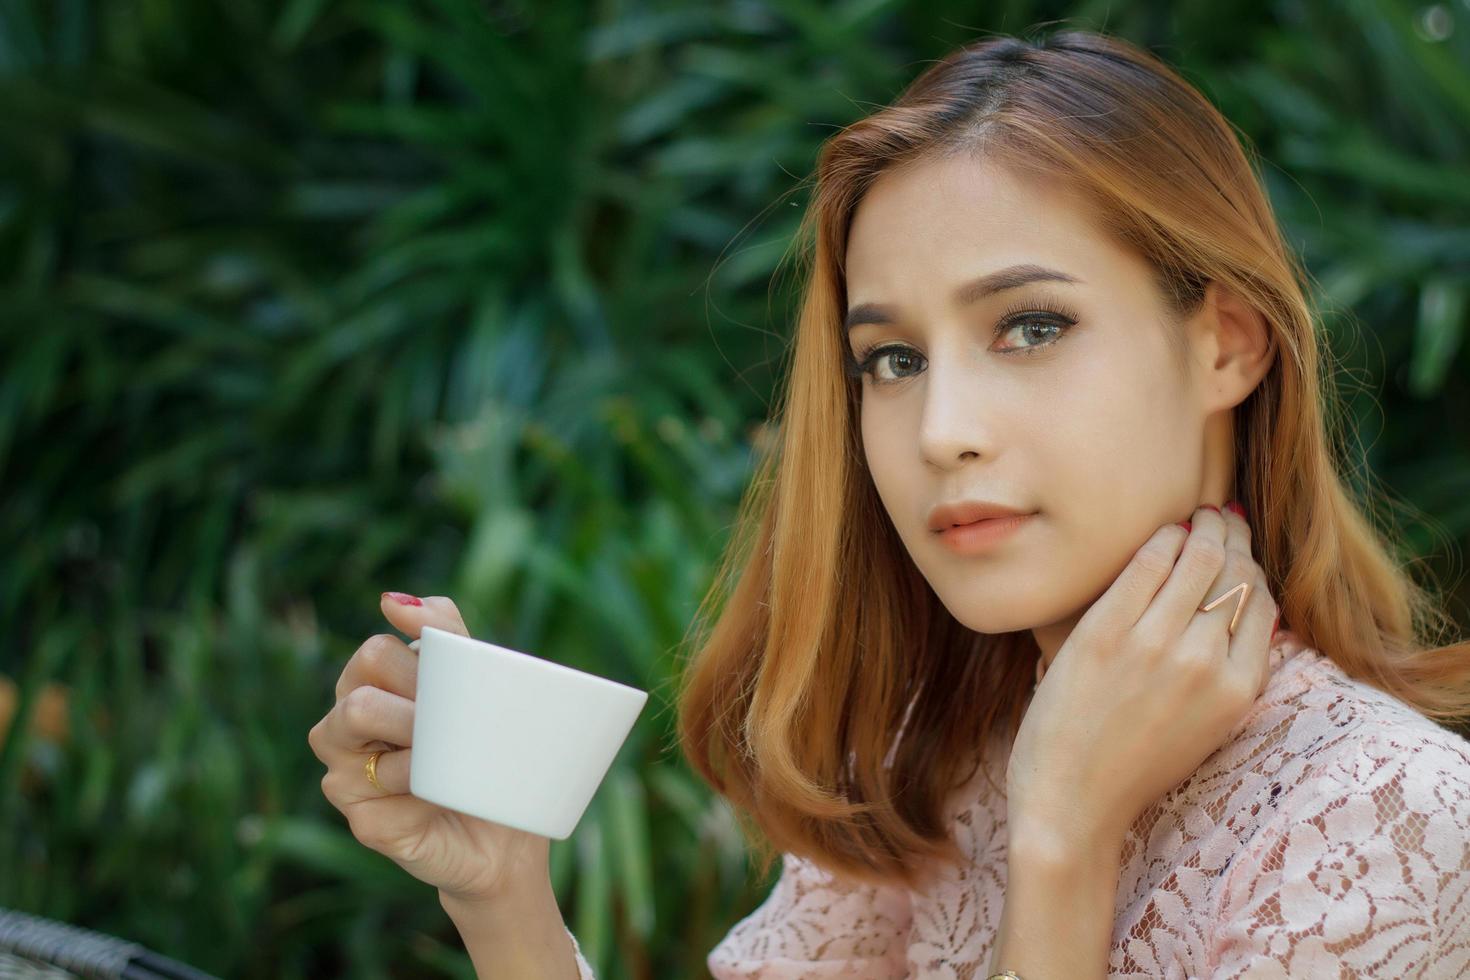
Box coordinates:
[440,875,590,980]
[986,822,1124,980]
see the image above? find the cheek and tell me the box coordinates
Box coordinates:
[1030,368,1193,529]
[1040,376,1199,543]
[860,409,905,502]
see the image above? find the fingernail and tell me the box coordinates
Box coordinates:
[383,591,422,606]
[1200,504,1220,513]
[1176,521,1192,531]
[1225,500,1247,518]
[1271,612,1280,636]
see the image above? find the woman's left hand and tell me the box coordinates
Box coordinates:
[1004,503,1280,855]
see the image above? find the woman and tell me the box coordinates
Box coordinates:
[308,29,1470,979]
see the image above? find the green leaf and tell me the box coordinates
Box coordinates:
[1409,278,1466,397]
[604,766,656,937]
[572,803,611,972]
[252,815,420,897]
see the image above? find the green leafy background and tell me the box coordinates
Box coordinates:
[2,1,1467,976]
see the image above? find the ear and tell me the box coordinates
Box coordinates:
[1196,279,1275,412]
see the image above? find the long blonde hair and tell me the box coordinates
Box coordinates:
[670,28,1470,891]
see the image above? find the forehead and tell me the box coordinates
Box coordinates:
[844,153,1131,302]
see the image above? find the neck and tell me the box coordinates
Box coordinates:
[1030,614,1080,675]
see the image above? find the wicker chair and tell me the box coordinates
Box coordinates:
[0,908,220,980]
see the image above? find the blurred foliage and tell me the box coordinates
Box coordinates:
[1,0,1466,976]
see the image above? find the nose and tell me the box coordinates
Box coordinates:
[916,356,995,468]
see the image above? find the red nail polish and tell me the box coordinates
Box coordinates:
[383,591,422,606]
[1201,504,1220,513]
[1176,521,1192,531]
[1271,612,1280,636]
[1225,501,1247,518]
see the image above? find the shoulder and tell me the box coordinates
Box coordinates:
[1242,633,1470,841]
[1291,639,1470,796]
[1206,660,1470,977]
[1233,630,1470,771]
[1296,704,1470,827]
[1209,630,1470,849]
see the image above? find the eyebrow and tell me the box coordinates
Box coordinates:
[844,263,1083,332]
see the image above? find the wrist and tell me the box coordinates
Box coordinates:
[439,868,553,924]
[990,815,1122,979]
[1006,809,1126,869]
[439,840,554,916]
[439,872,579,980]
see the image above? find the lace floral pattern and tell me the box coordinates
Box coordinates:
[563,631,1470,978]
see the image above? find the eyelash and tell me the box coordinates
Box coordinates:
[844,295,1080,386]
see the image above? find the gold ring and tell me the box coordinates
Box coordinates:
[1200,581,1251,636]
[364,748,386,791]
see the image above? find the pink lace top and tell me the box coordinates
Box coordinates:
[562,630,1470,978]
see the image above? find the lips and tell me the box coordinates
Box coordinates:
[928,500,1033,533]
[934,511,1035,554]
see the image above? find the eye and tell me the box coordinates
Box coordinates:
[991,293,1080,356]
[992,314,1071,354]
[843,292,1080,385]
[846,343,925,385]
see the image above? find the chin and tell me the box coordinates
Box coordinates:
[935,597,1040,636]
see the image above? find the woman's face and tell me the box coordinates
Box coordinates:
[844,152,1263,650]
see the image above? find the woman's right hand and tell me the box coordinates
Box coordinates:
[308,592,552,905]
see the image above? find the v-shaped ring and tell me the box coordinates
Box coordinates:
[1201,581,1252,635]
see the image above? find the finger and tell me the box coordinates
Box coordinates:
[370,745,411,796]
[1220,500,1254,564]
[322,684,415,756]
[1203,502,1259,638]
[336,633,418,702]
[1211,503,1272,645]
[1218,505,1278,698]
[1073,520,1192,640]
[322,747,410,807]
[1186,533,1260,656]
[322,746,413,808]
[1136,505,1229,643]
[381,592,471,642]
[1221,564,1276,701]
[341,791,442,856]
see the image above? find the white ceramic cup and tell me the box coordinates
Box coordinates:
[408,625,649,840]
